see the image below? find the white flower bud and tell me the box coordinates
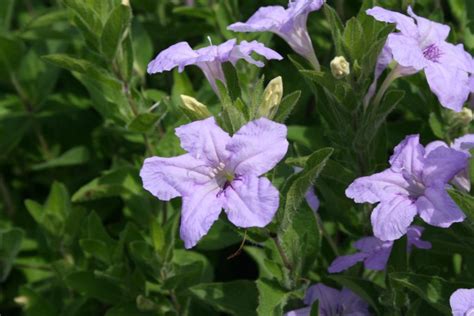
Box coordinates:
[459,108,473,125]
[330,56,350,79]
[180,95,212,120]
[259,76,283,118]
[122,0,130,6]
[14,296,29,306]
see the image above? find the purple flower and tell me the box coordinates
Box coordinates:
[227,0,325,69]
[426,134,474,192]
[450,288,474,316]
[147,39,282,94]
[366,6,474,112]
[140,117,288,248]
[328,225,431,273]
[346,134,468,241]
[285,283,370,316]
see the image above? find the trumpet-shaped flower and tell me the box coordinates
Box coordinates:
[346,135,468,241]
[147,39,282,94]
[328,225,431,273]
[228,0,325,69]
[140,117,288,248]
[366,6,474,111]
[450,288,474,316]
[285,283,369,316]
[425,134,474,192]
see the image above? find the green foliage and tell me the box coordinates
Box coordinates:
[1,1,474,315]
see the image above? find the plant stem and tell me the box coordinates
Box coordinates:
[315,214,340,256]
[0,174,15,217]
[372,66,401,109]
[14,263,52,271]
[272,236,293,271]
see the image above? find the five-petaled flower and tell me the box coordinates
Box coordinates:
[140,117,288,248]
[425,134,474,192]
[346,134,468,242]
[366,6,474,111]
[228,0,325,69]
[285,283,370,316]
[328,225,431,273]
[450,288,474,316]
[147,39,282,95]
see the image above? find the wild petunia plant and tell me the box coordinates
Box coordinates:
[3,0,474,315]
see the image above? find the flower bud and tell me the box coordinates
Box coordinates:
[259,76,283,118]
[330,56,350,79]
[180,95,212,120]
[445,107,473,139]
[122,0,130,6]
[14,296,29,307]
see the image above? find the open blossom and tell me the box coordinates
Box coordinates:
[366,6,474,111]
[346,134,468,241]
[425,134,474,192]
[228,0,325,69]
[140,117,288,248]
[147,39,282,94]
[328,225,431,273]
[285,283,370,316]
[450,289,474,316]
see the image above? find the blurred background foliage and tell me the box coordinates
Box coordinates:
[0,0,474,315]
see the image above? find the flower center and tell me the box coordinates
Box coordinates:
[423,44,442,62]
[208,162,239,192]
[403,172,426,198]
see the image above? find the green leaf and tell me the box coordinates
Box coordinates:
[19,287,56,316]
[387,236,408,273]
[448,189,474,221]
[101,4,132,60]
[79,239,111,264]
[72,167,141,202]
[329,275,382,314]
[105,304,156,316]
[222,62,241,101]
[25,182,71,236]
[343,17,364,60]
[0,227,24,281]
[281,148,334,214]
[323,4,344,55]
[44,182,71,222]
[0,112,32,158]
[216,80,246,133]
[278,148,333,277]
[127,112,162,132]
[83,212,116,248]
[164,250,213,291]
[309,300,320,316]
[256,279,288,316]
[273,90,301,123]
[0,35,25,71]
[190,280,258,316]
[63,0,103,49]
[388,272,472,315]
[65,271,124,304]
[31,146,90,170]
[0,0,15,32]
